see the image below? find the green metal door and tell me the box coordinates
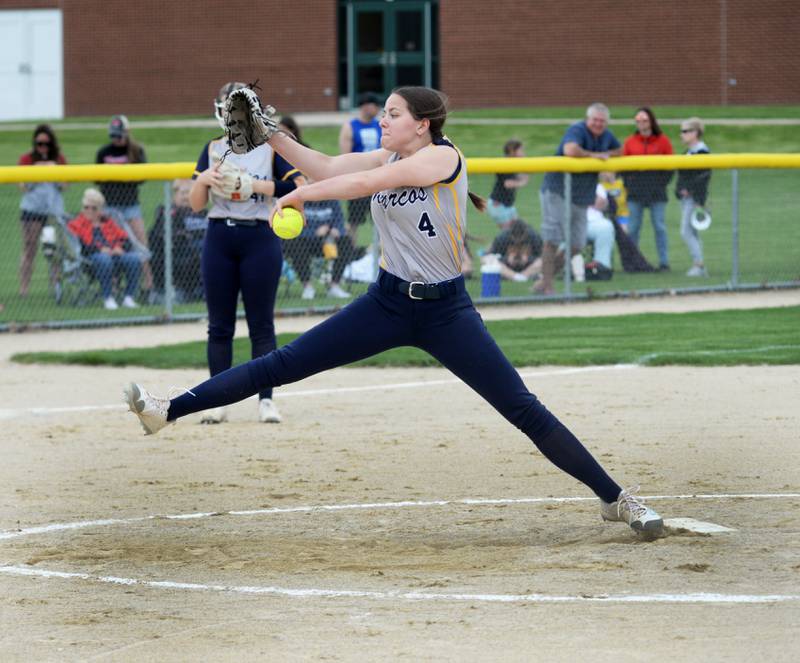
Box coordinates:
[345,1,436,107]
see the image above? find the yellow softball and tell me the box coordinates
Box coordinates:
[271,206,304,239]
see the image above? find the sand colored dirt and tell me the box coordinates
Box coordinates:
[1,290,798,661]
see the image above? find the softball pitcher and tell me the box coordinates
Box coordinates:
[127,86,663,534]
[189,82,302,425]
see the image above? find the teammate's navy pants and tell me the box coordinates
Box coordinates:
[172,269,622,502]
[201,220,282,401]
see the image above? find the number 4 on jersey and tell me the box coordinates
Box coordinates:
[417,212,437,237]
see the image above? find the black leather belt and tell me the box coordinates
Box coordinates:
[210,217,264,227]
[398,281,446,300]
[378,269,462,300]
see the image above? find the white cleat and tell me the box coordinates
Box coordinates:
[123,382,171,436]
[200,406,228,425]
[258,398,282,423]
[601,486,664,534]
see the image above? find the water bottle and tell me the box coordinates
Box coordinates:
[481,254,502,297]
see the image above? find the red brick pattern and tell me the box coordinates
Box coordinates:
[0,0,797,115]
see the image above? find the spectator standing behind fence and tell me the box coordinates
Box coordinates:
[67,188,141,310]
[676,117,712,277]
[537,103,621,295]
[149,179,208,302]
[622,107,674,271]
[339,92,382,242]
[486,218,543,282]
[487,140,529,229]
[96,115,153,294]
[16,124,67,298]
[188,82,303,426]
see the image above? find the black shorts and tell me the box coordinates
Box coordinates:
[21,211,49,224]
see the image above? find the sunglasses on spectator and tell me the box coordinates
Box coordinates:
[680,128,696,133]
[35,141,51,146]
[83,204,99,210]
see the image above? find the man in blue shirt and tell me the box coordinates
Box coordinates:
[536,103,621,295]
[338,92,382,241]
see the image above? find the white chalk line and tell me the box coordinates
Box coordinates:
[2,492,799,542]
[3,492,799,606]
[0,364,637,420]
[0,565,797,605]
[636,344,800,364]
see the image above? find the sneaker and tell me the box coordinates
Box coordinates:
[512,272,528,282]
[104,296,119,310]
[258,398,282,423]
[600,486,664,534]
[121,295,139,308]
[301,284,315,300]
[686,265,708,277]
[200,406,228,425]
[657,264,671,272]
[123,382,171,435]
[327,284,352,299]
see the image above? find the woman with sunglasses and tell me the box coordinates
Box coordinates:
[125,86,664,536]
[67,188,142,310]
[16,124,67,297]
[622,107,674,271]
[676,118,711,277]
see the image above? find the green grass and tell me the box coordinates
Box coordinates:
[11,306,800,369]
[1,108,799,325]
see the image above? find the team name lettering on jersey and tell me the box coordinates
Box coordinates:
[372,187,428,210]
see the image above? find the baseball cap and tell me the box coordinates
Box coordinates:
[358,92,382,107]
[108,115,130,138]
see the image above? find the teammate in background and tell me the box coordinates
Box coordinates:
[186,82,303,425]
[622,107,674,271]
[487,139,529,229]
[537,103,622,295]
[17,124,67,298]
[125,86,664,536]
[676,117,711,277]
[96,115,153,294]
[599,171,629,231]
[339,92,382,242]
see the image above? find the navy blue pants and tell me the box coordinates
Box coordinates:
[201,219,282,401]
[172,269,621,502]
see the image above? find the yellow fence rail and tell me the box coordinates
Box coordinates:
[2,153,800,184]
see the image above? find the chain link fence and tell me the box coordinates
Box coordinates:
[0,156,798,331]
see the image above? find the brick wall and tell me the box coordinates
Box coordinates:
[440,0,800,108]
[1,0,797,115]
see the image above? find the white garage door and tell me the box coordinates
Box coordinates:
[0,10,63,121]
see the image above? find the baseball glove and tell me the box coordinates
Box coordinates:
[210,158,254,202]
[223,87,280,155]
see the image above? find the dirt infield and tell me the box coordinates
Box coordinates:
[1,291,798,661]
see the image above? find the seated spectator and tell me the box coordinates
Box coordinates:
[487,140,529,229]
[67,188,141,310]
[282,196,361,300]
[149,178,208,302]
[586,183,615,273]
[485,218,543,282]
[599,171,629,231]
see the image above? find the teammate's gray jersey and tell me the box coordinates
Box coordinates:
[370,141,468,283]
[205,138,275,220]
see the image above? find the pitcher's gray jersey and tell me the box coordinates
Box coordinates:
[370,140,468,283]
